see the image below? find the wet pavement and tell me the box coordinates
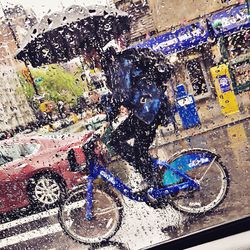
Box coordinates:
[0,119,249,250]
[155,118,250,238]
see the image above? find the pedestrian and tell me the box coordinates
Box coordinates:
[46,102,54,123]
[57,100,65,119]
[86,40,174,197]
[76,96,88,119]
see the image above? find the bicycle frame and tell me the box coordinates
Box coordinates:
[84,158,200,220]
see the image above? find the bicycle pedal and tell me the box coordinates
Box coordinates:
[147,192,158,204]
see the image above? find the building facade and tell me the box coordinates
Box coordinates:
[4,4,37,46]
[147,0,240,33]
[114,0,156,41]
[115,0,249,103]
[207,4,250,94]
[0,18,35,133]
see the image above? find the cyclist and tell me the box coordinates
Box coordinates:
[86,40,174,193]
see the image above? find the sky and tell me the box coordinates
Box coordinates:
[0,0,110,19]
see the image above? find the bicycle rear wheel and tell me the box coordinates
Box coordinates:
[58,186,123,245]
[170,159,229,214]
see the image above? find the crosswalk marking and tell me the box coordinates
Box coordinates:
[0,200,86,232]
[0,207,59,231]
[0,223,62,248]
[0,200,87,248]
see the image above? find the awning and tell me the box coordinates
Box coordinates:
[207,4,250,37]
[132,22,209,55]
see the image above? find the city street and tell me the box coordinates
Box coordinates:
[0,119,249,250]
[0,1,249,249]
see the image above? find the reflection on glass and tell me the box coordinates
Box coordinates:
[0,0,249,249]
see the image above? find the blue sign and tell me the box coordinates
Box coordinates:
[34,77,43,84]
[219,75,231,93]
[133,22,209,55]
[207,4,250,37]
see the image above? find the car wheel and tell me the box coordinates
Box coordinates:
[28,172,66,208]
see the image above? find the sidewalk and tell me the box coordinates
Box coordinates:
[156,91,250,146]
[47,92,249,146]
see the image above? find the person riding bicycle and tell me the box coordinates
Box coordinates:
[85,39,174,191]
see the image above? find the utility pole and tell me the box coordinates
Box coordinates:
[0,1,39,95]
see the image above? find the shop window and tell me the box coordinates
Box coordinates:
[226,30,250,58]
[186,59,208,96]
[231,60,250,91]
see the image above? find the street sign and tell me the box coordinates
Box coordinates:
[133,22,209,55]
[207,4,250,37]
[34,77,43,84]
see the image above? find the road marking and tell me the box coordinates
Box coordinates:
[0,199,86,231]
[0,207,59,231]
[0,223,62,248]
[0,200,87,248]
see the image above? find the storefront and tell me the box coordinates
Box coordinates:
[175,44,214,101]
[207,3,250,94]
[133,21,213,101]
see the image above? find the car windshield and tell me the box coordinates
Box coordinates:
[0,143,40,166]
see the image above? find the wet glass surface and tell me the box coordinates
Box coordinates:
[0,0,249,249]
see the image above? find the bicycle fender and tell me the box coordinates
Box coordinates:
[163,148,219,186]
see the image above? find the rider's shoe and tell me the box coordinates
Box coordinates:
[147,188,157,202]
[146,187,168,209]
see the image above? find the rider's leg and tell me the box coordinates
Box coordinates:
[108,114,158,188]
[133,134,158,188]
[108,113,137,162]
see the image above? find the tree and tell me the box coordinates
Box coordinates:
[19,64,87,106]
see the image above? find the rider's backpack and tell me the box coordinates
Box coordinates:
[103,47,174,125]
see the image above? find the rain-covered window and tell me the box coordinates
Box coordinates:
[0,0,249,250]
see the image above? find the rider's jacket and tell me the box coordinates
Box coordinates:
[100,47,174,125]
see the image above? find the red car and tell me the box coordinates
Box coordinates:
[0,132,92,213]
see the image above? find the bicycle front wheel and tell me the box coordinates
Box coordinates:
[58,186,123,245]
[171,159,229,214]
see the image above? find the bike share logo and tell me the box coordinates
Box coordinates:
[188,157,210,168]
[100,171,116,185]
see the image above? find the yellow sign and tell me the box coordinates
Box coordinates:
[69,113,78,124]
[210,64,239,115]
[39,101,54,113]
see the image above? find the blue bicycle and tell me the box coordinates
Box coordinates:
[58,132,229,245]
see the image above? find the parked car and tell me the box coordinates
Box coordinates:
[0,132,92,213]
